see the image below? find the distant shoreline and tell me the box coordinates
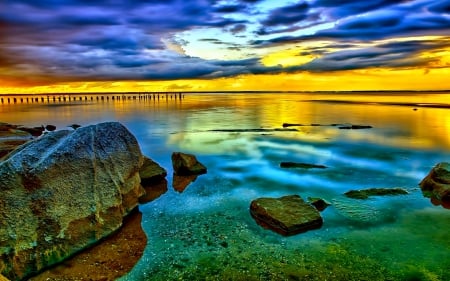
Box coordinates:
[0,90,449,96]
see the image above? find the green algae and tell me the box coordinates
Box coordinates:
[121,200,450,281]
[344,188,409,199]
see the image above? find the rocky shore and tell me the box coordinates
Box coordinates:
[1,121,448,280]
[0,122,210,280]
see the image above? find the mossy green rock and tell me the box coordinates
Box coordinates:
[344,188,408,199]
[250,195,323,236]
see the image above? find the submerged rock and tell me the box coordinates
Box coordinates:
[331,198,382,224]
[172,152,207,175]
[338,125,373,130]
[250,195,323,236]
[280,162,327,169]
[344,188,408,199]
[0,122,144,280]
[282,123,303,127]
[307,197,331,211]
[420,162,450,203]
[208,128,298,132]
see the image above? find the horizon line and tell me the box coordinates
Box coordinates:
[1,89,449,96]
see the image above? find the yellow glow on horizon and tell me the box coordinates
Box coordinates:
[261,49,315,67]
[1,65,449,94]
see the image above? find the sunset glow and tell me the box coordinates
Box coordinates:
[1,0,449,93]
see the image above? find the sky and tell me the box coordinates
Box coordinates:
[0,0,449,93]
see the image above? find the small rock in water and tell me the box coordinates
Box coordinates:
[172,152,207,175]
[338,125,372,130]
[282,123,303,127]
[68,124,81,130]
[420,162,450,206]
[344,188,408,199]
[250,195,323,236]
[307,197,331,211]
[45,124,56,131]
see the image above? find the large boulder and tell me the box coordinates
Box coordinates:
[250,195,323,236]
[420,162,450,202]
[171,152,207,175]
[0,122,144,280]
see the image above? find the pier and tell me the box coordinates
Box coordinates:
[0,92,186,105]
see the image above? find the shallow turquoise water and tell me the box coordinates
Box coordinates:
[1,92,449,280]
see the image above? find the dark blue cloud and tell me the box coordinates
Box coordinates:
[313,0,412,17]
[289,38,450,72]
[253,1,450,45]
[214,4,247,13]
[0,0,449,83]
[427,0,450,13]
[262,2,310,26]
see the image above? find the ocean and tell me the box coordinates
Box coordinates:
[1,92,450,280]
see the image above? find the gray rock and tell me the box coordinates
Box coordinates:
[420,162,450,202]
[0,122,144,280]
[171,152,207,175]
[250,195,323,236]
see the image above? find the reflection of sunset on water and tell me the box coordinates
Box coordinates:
[1,92,450,149]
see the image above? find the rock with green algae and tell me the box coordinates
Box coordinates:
[250,195,323,236]
[419,162,450,202]
[344,187,408,199]
[0,122,144,280]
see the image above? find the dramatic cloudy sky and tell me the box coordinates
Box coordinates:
[1,0,449,92]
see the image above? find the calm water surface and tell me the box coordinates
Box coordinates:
[1,92,450,280]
